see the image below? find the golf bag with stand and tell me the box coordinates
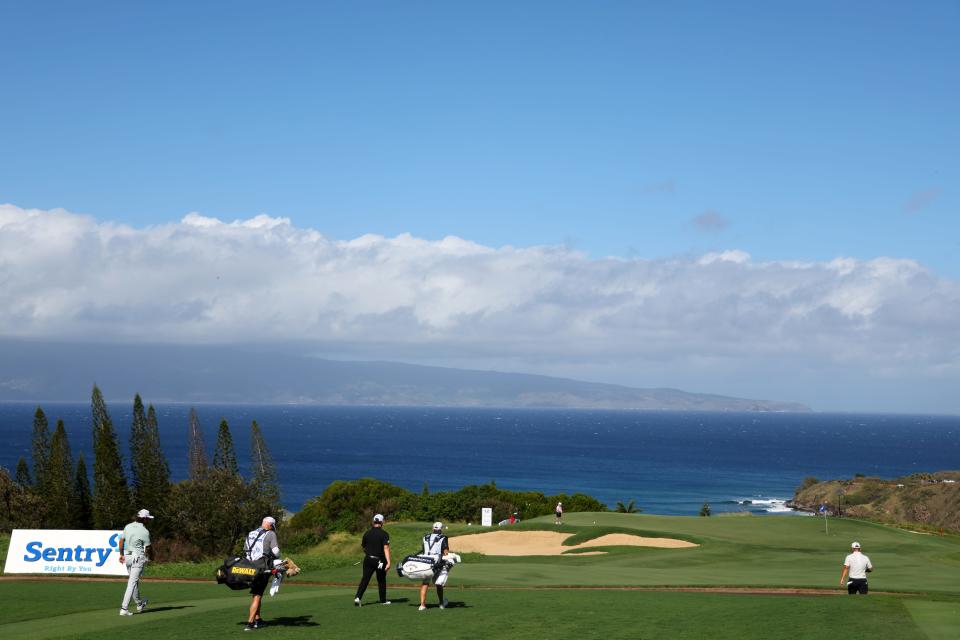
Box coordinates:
[396,553,462,585]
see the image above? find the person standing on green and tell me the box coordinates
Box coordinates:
[118,508,154,616]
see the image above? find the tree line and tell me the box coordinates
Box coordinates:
[284,477,608,550]
[0,385,281,560]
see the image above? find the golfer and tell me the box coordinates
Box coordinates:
[418,522,450,611]
[244,516,281,631]
[839,541,873,594]
[118,508,154,616]
[555,501,563,525]
[354,513,391,606]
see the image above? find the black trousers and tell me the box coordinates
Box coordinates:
[847,578,868,594]
[355,556,387,602]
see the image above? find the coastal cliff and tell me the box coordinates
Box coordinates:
[789,471,960,533]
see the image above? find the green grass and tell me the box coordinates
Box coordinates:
[0,581,951,640]
[3,514,959,638]
[281,514,960,594]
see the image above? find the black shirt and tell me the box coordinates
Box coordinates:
[361,527,390,558]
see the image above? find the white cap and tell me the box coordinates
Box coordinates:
[851,541,861,549]
[433,521,443,530]
[263,516,276,526]
[373,513,384,523]
[137,509,154,519]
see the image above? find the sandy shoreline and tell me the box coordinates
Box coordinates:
[450,530,697,556]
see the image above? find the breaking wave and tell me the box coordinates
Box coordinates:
[735,497,798,514]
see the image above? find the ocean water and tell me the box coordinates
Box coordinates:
[1,403,957,516]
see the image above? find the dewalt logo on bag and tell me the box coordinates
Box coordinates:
[231,566,258,576]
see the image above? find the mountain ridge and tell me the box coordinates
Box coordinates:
[0,340,811,411]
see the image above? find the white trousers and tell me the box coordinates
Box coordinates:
[121,555,147,610]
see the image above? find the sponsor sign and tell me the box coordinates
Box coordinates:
[481,507,493,527]
[3,529,126,576]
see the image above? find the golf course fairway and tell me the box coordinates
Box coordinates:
[2,513,957,639]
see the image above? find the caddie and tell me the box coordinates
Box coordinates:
[244,516,282,631]
[418,522,450,611]
[118,508,154,616]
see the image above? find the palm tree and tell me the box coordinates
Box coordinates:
[615,500,641,514]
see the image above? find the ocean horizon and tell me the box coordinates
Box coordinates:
[2,402,957,517]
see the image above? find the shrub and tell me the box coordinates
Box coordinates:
[289,478,410,533]
[284,525,329,553]
[287,478,609,535]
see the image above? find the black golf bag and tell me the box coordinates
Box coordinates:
[216,530,271,590]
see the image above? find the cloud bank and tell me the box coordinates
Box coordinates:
[2,204,959,408]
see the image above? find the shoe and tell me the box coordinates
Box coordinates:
[119,609,134,617]
[380,601,391,605]
[418,605,426,611]
[354,597,361,607]
[243,623,255,631]
[136,599,148,613]
[254,619,266,628]
[440,598,449,609]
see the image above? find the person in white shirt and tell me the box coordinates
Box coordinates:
[244,516,281,631]
[839,541,873,594]
[418,522,450,611]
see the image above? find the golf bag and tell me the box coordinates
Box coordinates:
[217,555,268,590]
[216,530,270,590]
[397,554,438,580]
[396,553,462,583]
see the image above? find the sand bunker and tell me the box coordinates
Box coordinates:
[450,530,697,556]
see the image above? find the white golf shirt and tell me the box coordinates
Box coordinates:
[844,551,873,579]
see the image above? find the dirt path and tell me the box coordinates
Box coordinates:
[0,576,861,595]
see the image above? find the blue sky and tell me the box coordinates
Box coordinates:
[2,2,956,270]
[1,3,958,412]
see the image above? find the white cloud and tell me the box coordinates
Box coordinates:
[2,203,959,395]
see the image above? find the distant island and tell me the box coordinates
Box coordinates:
[789,471,960,533]
[0,340,810,411]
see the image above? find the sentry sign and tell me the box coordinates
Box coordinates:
[3,529,126,576]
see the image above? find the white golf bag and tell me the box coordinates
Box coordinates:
[396,552,461,584]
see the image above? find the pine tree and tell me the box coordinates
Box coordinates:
[91,385,111,451]
[15,458,32,487]
[91,385,131,528]
[73,454,93,528]
[249,420,281,520]
[129,394,148,503]
[31,407,51,493]
[187,408,208,481]
[139,405,171,532]
[212,419,239,475]
[130,397,171,520]
[46,420,76,528]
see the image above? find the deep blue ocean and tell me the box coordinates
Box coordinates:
[1,403,957,516]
